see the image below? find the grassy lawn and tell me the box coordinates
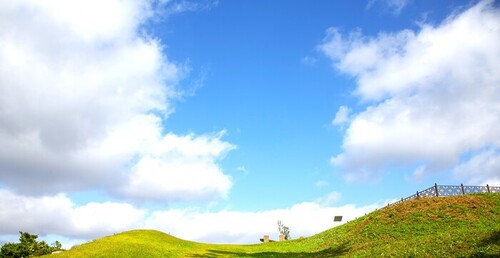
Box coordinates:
[48,193,500,257]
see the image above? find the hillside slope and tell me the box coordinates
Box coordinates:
[50,194,500,257]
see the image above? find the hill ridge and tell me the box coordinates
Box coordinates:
[49,193,500,257]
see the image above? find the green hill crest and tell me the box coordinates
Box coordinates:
[46,193,500,257]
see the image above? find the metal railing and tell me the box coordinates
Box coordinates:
[389,183,500,206]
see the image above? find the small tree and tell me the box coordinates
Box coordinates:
[0,232,64,257]
[18,231,38,257]
[277,220,291,240]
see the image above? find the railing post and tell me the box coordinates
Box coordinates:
[461,184,465,195]
[487,184,490,193]
[435,183,439,197]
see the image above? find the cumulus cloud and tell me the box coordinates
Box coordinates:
[0,189,380,245]
[0,0,234,202]
[453,149,500,186]
[320,0,500,182]
[143,195,378,244]
[121,131,235,202]
[0,189,145,239]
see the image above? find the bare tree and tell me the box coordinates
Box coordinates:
[277,220,291,240]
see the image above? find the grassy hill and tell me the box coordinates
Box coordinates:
[49,193,500,257]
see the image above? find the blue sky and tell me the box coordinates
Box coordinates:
[1,0,499,246]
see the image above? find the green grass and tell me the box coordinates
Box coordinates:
[48,193,500,257]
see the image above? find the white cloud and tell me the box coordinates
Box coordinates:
[366,0,411,14]
[164,0,219,16]
[0,189,145,239]
[301,56,317,66]
[0,0,234,202]
[0,189,381,245]
[332,106,351,126]
[143,197,378,244]
[236,166,249,174]
[121,131,235,202]
[320,0,500,183]
[72,202,145,237]
[453,149,500,186]
[315,191,342,206]
[315,180,329,188]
